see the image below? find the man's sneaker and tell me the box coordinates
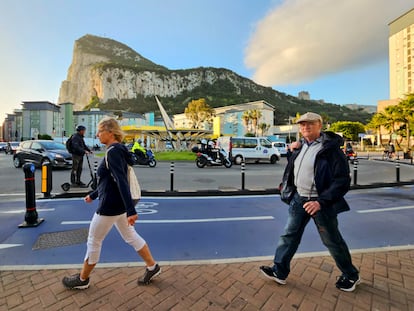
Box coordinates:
[62,273,90,290]
[138,264,161,285]
[259,266,286,285]
[335,275,361,292]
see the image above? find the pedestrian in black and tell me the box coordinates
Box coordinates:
[69,125,91,187]
[260,112,360,292]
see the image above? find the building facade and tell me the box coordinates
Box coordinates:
[389,8,414,100]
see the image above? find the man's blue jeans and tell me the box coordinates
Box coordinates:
[273,193,359,279]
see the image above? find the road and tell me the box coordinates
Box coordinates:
[0,153,413,197]
[0,186,413,267]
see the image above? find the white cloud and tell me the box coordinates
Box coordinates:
[245,0,413,86]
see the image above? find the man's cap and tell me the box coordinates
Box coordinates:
[76,125,86,131]
[296,112,322,123]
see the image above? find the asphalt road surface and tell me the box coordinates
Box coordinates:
[0,186,413,267]
[0,153,413,197]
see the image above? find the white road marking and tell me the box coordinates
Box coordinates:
[357,205,414,213]
[0,208,55,214]
[0,244,23,250]
[61,215,274,225]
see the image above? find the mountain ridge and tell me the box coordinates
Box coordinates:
[58,34,372,124]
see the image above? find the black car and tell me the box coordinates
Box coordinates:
[13,140,72,168]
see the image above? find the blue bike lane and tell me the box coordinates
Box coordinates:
[0,186,413,267]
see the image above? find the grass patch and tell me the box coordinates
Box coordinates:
[153,151,196,161]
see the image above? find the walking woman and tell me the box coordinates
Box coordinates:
[62,117,160,289]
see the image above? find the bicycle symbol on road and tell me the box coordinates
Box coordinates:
[135,201,159,215]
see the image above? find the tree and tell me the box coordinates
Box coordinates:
[184,98,215,129]
[329,121,366,141]
[366,112,387,147]
[241,109,263,136]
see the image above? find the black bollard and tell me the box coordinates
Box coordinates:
[41,161,52,198]
[353,162,358,185]
[169,161,174,192]
[19,163,44,228]
[396,159,400,182]
[241,161,245,190]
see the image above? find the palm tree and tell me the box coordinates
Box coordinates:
[242,111,251,133]
[398,94,414,149]
[249,109,262,136]
[366,112,387,147]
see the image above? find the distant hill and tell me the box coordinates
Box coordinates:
[58,34,373,124]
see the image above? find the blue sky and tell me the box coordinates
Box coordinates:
[0,0,413,124]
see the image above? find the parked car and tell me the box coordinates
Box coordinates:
[5,141,20,154]
[271,141,288,157]
[13,140,72,168]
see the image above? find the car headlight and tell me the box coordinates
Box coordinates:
[54,153,63,159]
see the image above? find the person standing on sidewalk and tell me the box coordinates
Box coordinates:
[260,112,360,292]
[62,117,160,290]
[69,125,92,187]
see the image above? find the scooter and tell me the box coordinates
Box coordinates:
[192,146,232,168]
[130,149,157,167]
[345,149,358,164]
[61,155,97,191]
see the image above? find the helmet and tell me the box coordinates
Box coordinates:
[137,139,142,143]
[208,141,215,147]
[76,125,86,132]
[201,139,207,145]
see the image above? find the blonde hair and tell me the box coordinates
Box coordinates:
[98,117,125,142]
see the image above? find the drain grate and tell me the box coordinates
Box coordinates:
[32,228,89,250]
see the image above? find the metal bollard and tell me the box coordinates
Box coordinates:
[41,161,52,198]
[169,161,174,192]
[396,159,400,182]
[353,162,358,185]
[241,161,245,190]
[19,163,44,228]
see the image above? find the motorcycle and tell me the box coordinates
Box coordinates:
[192,146,232,168]
[130,149,157,167]
[345,149,358,164]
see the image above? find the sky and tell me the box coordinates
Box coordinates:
[0,0,413,125]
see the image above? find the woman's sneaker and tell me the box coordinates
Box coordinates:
[138,264,161,285]
[335,275,361,292]
[62,273,90,290]
[259,266,286,285]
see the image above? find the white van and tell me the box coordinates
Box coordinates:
[217,136,280,165]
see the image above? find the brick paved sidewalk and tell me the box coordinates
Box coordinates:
[1,249,413,311]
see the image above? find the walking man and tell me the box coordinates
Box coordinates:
[260,112,360,292]
[69,125,91,187]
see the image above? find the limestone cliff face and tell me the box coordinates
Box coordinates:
[58,35,371,124]
[58,34,268,111]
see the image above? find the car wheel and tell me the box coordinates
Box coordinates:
[233,155,244,165]
[270,155,279,164]
[13,156,22,168]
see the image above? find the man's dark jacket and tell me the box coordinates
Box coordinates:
[280,131,351,216]
[71,132,90,156]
